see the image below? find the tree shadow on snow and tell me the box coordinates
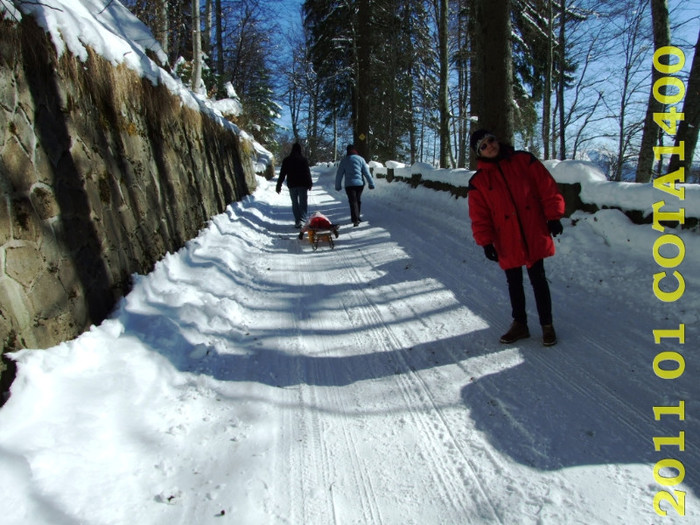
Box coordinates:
[120,303,496,390]
[125,172,700,499]
[460,321,700,498]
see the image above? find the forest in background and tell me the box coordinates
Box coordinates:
[121,1,698,180]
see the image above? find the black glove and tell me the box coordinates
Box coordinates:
[483,244,499,262]
[548,220,563,237]
[276,185,282,194]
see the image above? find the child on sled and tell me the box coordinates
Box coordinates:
[298,212,339,244]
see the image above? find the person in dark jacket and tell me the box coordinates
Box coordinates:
[468,129,565,346]
[277,143,313,228]
[335,144,375,226]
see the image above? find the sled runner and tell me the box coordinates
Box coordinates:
[308,227,338,250]
[298,212,339,250]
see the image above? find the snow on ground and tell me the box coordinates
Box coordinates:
[1,164,698,525]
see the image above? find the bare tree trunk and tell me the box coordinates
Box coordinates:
[355,0,371,160]
[558,0,567,159]
[333,109,338,163]
[668,28,700,178]
[474,0,514,146]
[543,0,553,159]
[438,0,451,168]
[456,0,469,168]
[191,0,202,92]
[636,0,670,182]
[157,0,169,57]
[612,2,647,182]
[215,0,223,88]
[469,1,482,168]
[408,75,417,164]
[203,0,212,56]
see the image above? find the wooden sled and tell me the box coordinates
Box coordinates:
[298,225,339,250]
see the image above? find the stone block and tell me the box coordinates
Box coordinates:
[0,66,16,113]
[10,109,37,156]
[0,277,33,331]
[28,269,68,319]
[10,195,41,242]
[1,136,35,192]
[0,197,11,245]
[30,183,60,220]
[5,244,44,288]
[38,224,63,266]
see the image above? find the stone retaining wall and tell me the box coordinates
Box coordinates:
[0,16,259,390]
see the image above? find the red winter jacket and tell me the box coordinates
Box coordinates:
[468,147,565,270]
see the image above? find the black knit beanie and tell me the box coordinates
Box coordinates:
[470,129,493,153]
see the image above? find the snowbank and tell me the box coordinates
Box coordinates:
[6,0,273,171]
[368,158,700,219]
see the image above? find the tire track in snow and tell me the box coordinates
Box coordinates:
[329,230,505,524]
[278,240,385,525]
[367,182,700,499]
[344,190,595,521]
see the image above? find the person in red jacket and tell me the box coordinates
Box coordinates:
[468,129,565,346]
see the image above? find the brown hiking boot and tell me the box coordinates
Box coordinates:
[542,324,557,346]
[499,321,530,344]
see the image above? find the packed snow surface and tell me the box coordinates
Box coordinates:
[2,1,699,522]
[1,164,698,524]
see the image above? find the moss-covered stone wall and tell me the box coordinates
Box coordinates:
[0,16,258,389]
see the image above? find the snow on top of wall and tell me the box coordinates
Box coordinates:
[368,158,699,218]
[6,0,273,169]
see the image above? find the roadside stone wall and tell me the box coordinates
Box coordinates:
[0,16,259,388]
[372,169,697,228]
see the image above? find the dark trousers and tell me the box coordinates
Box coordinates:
[504,259,553,326]
[288,187,308,224]
[345,186,364,224]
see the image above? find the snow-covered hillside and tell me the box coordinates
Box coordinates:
[1,164,697,524]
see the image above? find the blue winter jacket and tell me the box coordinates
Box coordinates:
[335,154,375,190]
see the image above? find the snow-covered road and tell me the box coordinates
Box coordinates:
[1,166,698,524]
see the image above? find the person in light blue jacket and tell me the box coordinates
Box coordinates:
[335,144,375,226]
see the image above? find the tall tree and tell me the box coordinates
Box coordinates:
[214,0,224,95]
[304,0,355,152]
[354,0,372,160]
[406,0,437,164]
[636,0,670,182]
[437,0,451,167]
[453,0,471,167]
[668,28,700,177]
[604,0,651,181]
[542,0,554,158]
[157,0,169,55]
[191,0,203,93]
[556,0,567,159]
[473,0,514,146]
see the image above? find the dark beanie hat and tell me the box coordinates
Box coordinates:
[347,144,357,155]
[470,129,493,153]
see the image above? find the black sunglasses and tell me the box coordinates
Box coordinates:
[479,136,496,151]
